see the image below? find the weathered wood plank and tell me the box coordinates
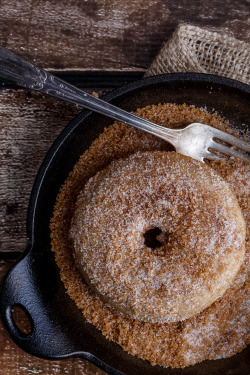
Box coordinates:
[0,0,249,71]
[0,260,107,374]
[0,259,16,279]
[0,89,81,252]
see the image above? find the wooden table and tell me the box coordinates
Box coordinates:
[0,1,249,374]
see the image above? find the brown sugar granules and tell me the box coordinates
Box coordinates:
[50,103,250,368]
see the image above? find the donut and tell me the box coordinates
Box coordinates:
[70,151,246,323]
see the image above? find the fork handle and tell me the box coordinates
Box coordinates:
[0,47,178,145]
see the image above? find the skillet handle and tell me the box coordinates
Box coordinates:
[0,252,126,374]
[0,251,72,358]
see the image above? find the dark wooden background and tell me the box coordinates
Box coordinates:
[0,1,249,374]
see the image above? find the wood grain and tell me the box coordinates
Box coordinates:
[0,0,249,72]
[0,89,81,252]
[0,259,15,279]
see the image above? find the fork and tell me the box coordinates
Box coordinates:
[0,47,249,163]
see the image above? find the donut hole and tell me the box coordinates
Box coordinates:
[143,227,169,255]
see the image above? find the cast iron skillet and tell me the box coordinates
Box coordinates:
[0,73,249,375]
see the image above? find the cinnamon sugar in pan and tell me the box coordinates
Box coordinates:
[50,103,249,369]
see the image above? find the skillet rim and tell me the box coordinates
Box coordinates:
[1,72,249,375]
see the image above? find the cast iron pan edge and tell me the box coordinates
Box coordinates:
[0,73,249,375]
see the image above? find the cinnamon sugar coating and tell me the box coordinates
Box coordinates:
[50,103,250,368]
[70,151,245,323]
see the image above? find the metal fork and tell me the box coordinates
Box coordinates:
[0,46,249,163]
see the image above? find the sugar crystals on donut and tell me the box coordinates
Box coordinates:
[50,103,249,369]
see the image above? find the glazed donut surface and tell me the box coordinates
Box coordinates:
[70,151,246,323]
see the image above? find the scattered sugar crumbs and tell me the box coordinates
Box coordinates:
[50,103,249,369]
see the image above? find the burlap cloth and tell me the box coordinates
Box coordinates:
[145,24,250,85]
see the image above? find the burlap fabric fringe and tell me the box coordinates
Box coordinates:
[145,24,250,85]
